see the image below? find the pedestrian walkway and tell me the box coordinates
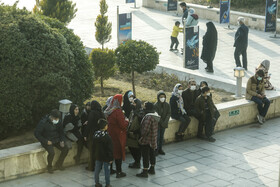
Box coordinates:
[1,118,279,187]
[2,0,280,90]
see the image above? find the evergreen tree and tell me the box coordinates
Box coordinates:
[33,0,77,24]
[95,0,112,50]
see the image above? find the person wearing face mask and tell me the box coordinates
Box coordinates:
[234,17,249,70]
[195,87,216,142]
[246,69,270,125]
[154,91,171,155]
[170,83,191,141]
[34,109,69,174]
[126,98,144,169]
[123,90,135,118]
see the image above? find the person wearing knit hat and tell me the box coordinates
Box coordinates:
[234,16,249,70]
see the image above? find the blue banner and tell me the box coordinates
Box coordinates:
[265,0,278,32]
[220,0,230,24]
[126,0,135,3]
[118,13,132,45]
[167,0,177,11]
[185,26,199,70]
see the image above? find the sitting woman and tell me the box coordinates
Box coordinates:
[256,60,274,90]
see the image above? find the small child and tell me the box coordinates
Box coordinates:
[170,21,183,51]
[94,119,113,187]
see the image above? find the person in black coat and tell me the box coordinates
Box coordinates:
[123,90,135,118]
[84,100,105,171]
[94,119,113,187]
[201,22,218,73]
[234,17,249,70]
[34,109,69,174]
[63,104,83,164]
[81,102,91,138]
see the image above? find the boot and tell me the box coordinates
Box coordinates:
[47,166,53,174]
[116,172,126,178]
[148,166,155,175]
[73,155,80,164]
[128,162,140,169]
[55,162,65,171]
[136,169,148,178]
[158,149,165,155]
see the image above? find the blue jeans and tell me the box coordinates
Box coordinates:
[251,96,270,117]
[157,126,165,150]
[95,160,110,185]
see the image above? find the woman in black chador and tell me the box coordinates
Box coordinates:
[201,22,218,73]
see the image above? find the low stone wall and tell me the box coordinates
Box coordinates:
[0,91,279,182]
[142,0,280,32]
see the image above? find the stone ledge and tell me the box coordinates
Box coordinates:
[0,91,280,182]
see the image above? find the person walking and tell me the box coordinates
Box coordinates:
[246,69,270,125]
[170,83,191,141]
[136,102,160,178]
[105,94,129,178]
[201,22,218,73]
[34,109,69,174]
[170,21,183,51]
[154,91,171,155]
[234,17,249,70]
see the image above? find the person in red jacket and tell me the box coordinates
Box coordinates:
[104,94,129,178]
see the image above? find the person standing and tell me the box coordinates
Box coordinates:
[195,87,216,142]
[170,83,191,141]
[34,109,69,174]
[105,94,129,178]
[201,22,218,73]
[246,69,270,125]
[154,91,171,155]
[94,119,113,187]
[180,2,189,24]
[170,21,183,51]
[127,98,144,169]
[81,102,91,137]
[136,102,160,178]
[234,17,249,70]
[123,90,135,118]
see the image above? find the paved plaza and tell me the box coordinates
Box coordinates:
[2,118,280,187]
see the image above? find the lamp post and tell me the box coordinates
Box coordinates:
[234,67,245,98]
[59,99,72,121]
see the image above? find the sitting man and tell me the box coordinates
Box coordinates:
[34,109,69,173]
[246,69,270,125]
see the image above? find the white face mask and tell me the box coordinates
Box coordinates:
[160,98,165,103]
[178,90,183,94]
[190,86,196,91]
[129,97,134,102]
[52,119,59,124]
[206,93,211,96]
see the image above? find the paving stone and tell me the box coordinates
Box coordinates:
[208,179,232,187]
[151,176,175,186]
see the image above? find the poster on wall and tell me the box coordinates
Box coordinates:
[265,0,278,32]
[126,0,135,3]
[167,0,177,11]
[118,13,132,45]
[220,0,230,24]
[184,26,199,70]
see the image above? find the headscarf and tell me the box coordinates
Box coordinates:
[132,98,142,116]
[104,94,123,117]
[69,104,80,123]
[91,100,102,112]
[123,90,134,118]
[127,91,134,99]
[172,84,186,115]
[106,96,113,107]
[261,60,270,71]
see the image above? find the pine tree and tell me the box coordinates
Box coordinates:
[95,0,112,50]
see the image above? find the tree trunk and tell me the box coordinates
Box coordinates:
[131,70,136,97]
[102,43,104,50]
[100,76,104,95]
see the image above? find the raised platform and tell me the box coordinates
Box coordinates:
[0,91,280,182]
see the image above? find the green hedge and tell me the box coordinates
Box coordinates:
[0,4,94,139]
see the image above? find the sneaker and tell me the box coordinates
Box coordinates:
[95,183,102,187]
[207,137,216,142]
[206,69,214,73]
[116,172,126,178]
[262,117,266,123]
[257,114,264,125]
[136,170,148,178]
[128,162,140,169]
[169,48,174,51]
[47,166,53,174]
[148,167,155,175]
[158,149,165,155]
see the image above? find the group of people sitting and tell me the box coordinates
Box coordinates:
[34,72,272,186]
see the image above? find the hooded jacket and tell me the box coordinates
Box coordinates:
[154,91,171,128]
[34,115,65,145]
[94,130,113,163]
[246,75,265,100]
[234,23,249,49]
[195,95,216,121]
[139,112,160,150]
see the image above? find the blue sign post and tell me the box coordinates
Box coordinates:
[184,26,199,70]
[265,0,278,33]
[167,0,177,11]
[117,11,132,45]
[220,0,233,29]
